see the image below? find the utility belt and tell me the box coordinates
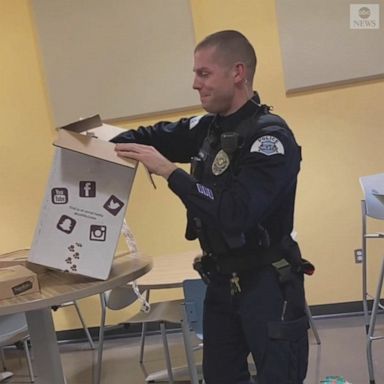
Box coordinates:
[193,236,315,285]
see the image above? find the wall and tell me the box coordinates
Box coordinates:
[0,1,54,252]
[1,0,383,330]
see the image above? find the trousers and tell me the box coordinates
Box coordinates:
[202,265,308,384]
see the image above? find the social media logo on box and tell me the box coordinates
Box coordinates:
[79,181,96,197]
[90,225,107,241]
[103,195,125,216]
[57,215,77,234]
[51,188,68,204]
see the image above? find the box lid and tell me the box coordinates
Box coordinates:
[0,265,35,281]
[54,115,137,168]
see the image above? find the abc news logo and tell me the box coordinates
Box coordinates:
[350,4,380,29]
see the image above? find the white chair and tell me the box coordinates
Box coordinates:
[95,284,183,384]
[0,313,34,382]
[51,300,95,349]
[359,173,384,384]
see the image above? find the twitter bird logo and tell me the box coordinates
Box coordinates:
[103,195,124,216]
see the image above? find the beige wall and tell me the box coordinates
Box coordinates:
[1,0,383,330]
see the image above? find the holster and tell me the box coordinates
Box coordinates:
[193,254,217,284]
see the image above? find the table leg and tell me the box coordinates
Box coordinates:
[26,308,66,384]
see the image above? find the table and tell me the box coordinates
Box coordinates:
[137,250,200,290]
[0,250,152,384]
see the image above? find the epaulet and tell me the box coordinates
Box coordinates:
[254,109,288,130]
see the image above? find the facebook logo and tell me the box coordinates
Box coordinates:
[79,181,96,198]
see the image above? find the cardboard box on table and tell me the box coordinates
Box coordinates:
[29,115,137,280]
[0,265,39,300]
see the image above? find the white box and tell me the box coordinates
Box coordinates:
[29,115,137,280]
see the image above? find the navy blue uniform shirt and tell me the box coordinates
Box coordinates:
[111,95,301,268]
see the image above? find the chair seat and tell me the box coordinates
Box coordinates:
[121,299,184,325]
[0,371,13,382]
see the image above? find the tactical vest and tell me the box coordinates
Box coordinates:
[187,105,301,273]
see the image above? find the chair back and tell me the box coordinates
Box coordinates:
[182,279,206,340]
[0,313,28,346]
[104,285,138,310]
[360,173,384,220]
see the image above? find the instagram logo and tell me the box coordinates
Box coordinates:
[89,225,107,242]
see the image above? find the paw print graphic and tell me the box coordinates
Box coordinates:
[65,257,72,264]
[70,264,77,272]
[68,245,75,252]
[73,252,80,259]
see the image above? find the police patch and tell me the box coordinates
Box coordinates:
[189,115,203,130]
[212,149,230,175]
[250,135,285,156]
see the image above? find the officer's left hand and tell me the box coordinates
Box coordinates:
[115,143,177,179]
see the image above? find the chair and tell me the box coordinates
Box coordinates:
[0,313,34,382]
[359,173,384,384]
[95,284,183,384]
[305,301,321,345]
[0,371,13,382]
[51,300,95,350]
[289,232,321,345]
[181,279,206,384]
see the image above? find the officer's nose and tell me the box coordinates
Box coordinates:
[193,75,201,91]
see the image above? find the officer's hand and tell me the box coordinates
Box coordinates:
[114,143,177,179]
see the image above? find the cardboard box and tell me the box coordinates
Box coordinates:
[0,265,39,300]
[0,249,47,275]
[29,115,138,280]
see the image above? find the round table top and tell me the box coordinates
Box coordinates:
[0,250,152,316]
[136,250,201,289]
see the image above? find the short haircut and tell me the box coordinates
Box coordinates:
[195,30,257,82]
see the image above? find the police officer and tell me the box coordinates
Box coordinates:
[112,30,310,384]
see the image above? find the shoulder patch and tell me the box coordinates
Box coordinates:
[250,135,285,156]
[189,115,203,130]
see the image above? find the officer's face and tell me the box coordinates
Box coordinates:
[193,46,237,116]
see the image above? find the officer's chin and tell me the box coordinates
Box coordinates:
[201,101,219,114]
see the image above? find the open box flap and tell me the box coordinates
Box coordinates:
[54,115,136,168]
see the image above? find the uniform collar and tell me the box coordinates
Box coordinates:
[215,93,260,132]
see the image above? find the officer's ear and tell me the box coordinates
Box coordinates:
[232,62,247,85]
